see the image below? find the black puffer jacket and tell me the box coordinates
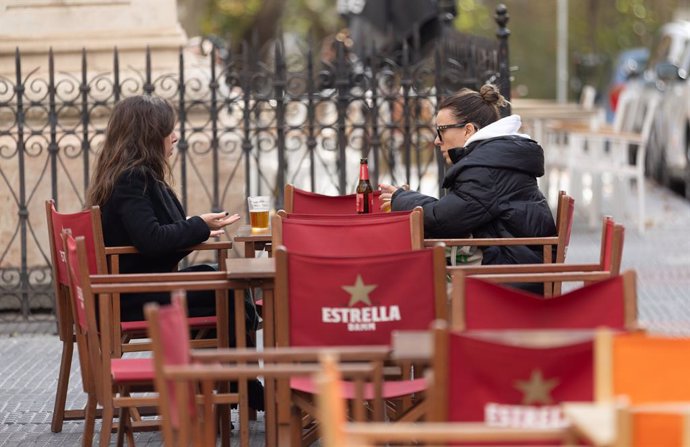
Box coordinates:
[392,116,556,265]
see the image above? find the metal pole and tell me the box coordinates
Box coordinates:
[557,0,568,103]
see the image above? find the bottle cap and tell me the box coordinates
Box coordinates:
[360,158,368,163]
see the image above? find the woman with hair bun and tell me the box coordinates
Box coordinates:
[380,84,556,281]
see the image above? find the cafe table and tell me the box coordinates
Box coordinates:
[233,225,272,258]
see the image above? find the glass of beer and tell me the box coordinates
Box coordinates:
[247,196,270,232]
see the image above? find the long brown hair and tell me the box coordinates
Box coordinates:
[86,95,176,207]
[438,84,508,130]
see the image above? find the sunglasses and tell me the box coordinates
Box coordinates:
[436,122,468,143]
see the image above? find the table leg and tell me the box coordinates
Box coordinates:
[262,288,276,447]
[216,289,231,447]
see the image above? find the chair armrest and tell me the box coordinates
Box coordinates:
[448,263,601,275]
[165,362,375,381]
[90,271,227,284]
[104,240,232,256]
[90,279,229,294]
[424,236,558,247]
[468,271,611,284]
[104,245,139,255]
[345,422,572,443]
[187,240,233,251]
[190,346,391,364]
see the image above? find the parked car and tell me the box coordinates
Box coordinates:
[626,20,690,196]
[604,47,648,123]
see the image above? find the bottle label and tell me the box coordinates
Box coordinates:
[356,192,370,213]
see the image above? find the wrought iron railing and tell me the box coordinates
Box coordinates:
[0,5,510,320]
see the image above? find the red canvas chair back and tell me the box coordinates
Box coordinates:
[274,245,447,347]
[285,210,412,220]
[284,184,384,214]
[146,292,195,432]
[63,232,105,402]
[63,232,90,333]
[455,271,637,331]
[274,211,423,256]
[46,200,104,286]
[431,323,595,426]
[600,216,624,273]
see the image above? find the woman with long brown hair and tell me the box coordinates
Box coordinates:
[87,95,264,411]
[87,95,239,320]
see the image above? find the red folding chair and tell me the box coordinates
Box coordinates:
[63,232,156,446]
[146,294,382,447]
[284,183,384,214]
[316,354,574,447]
[453,270,637,331]
[273,244,448,444]
[424,191,575,268]
[429,321,594,435]
[65,233,238,446]
[272,208,424,256]
[45,200,106,432]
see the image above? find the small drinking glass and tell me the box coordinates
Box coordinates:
[247,196,270,232]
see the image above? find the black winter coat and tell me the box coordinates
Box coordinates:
[101,167,210,274]
[392,135,556,265]
[100,167,212,320]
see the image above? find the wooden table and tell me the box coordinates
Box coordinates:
[233,225,272,258]
[225,256,277,447]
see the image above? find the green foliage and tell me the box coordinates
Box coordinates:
[202,0,264,42]
[203,0,340,44]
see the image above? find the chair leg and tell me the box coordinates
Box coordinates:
[116,406,128,447]
[99,404,114,447]
[290,405,303,447]
[83,394,97,447]
[239,379,250,447]
[51,338,74,433]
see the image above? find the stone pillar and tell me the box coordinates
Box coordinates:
[0,0,187,73]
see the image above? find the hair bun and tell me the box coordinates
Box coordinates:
[479,84,507,108]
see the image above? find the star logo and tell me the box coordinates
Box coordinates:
[514,369,559,405]
[342,275,377,307]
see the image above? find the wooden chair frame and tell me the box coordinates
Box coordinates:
[45,198,233,434]
[66,234,240,447]
[423,191,575,267]
[448,217,625,297]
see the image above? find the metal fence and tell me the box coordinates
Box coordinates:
[0,6,510,320]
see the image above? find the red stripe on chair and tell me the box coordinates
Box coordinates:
[111,358,154,383]
[290,376,427,400]
[120,316,217,332]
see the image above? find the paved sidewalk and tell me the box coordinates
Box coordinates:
[2,181,690,446]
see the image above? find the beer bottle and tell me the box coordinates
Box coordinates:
[356,158,374,214]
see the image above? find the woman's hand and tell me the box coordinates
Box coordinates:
[199,211,241,231]
[378,183,409,212]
